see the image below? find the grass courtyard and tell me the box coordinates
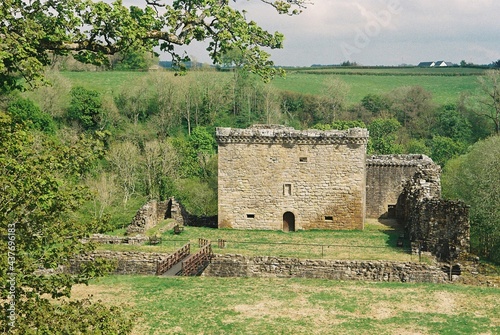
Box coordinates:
[71,275,500,335]
[98,219,427,263]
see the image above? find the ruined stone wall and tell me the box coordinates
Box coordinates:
[396,167,470,261]
[126,200,159,235]
[365,155,435,218]
[126,198,184,235]
[68,250,171,275]
[203,254,447,283]
[217,125,369,231]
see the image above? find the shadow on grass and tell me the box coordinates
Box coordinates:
[375,218,409,251]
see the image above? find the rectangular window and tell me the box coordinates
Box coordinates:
[284,183,292,196]
[325,216,334,221]
[299,157,308,163]
[247,214,255,219]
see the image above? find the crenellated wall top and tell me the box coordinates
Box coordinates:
[216,125,369,145]
[367,154,435,167]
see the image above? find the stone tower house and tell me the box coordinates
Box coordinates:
[216,125,369,231]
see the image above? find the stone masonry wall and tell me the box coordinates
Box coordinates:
[203,254,447,283]
[396,166,470,261]
[365,155,435,218]
[126,200,159,235]
[68,250,171,275]
[217,125,369,231]
[126,198,184,235]
[68,251,448,283]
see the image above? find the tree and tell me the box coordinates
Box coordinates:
[112,50,156,70]
[7,97,56,134]
[429,135,467,167]
[442,136,500,263]
[361,93,389,116]
[0,112,131,333]
[316,77,350,123]
[386,86,436,139]
[67,86,104,131]
[107,141,141,205]
[475,70,500,135]
[142,139,179,200]
[367,118,404,155]
[432,104,473,144]
[1,0,309,91]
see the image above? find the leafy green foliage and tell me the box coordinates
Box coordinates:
[429,135,467,167]
[433,104,473,143]
[175,177,218,217]
[0,0,308,90]
[0,111,130,332]
[4,298,133,335]
[367,118,403,154]
[175,127,217,179]
[361,94,389,115]
[7,97,56,134]
[113,49,157,70]
[442,136,500,263]
[68,86,104,131]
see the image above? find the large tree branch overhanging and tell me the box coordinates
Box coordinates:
[0,0,309,90]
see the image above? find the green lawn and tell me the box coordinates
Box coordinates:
[62,71,148,95]
[71,275,500,335]
[98,219,426,263]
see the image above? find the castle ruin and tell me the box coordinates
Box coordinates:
[216,125,369,230]
[216,125,470,262]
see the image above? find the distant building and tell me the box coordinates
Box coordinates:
[418,61,455,67]
[418,61,435,67]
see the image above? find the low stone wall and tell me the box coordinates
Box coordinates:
[203,254,448,283]
[82,234,150,245]
[69,250,171,275]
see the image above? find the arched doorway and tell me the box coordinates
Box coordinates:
[283,212,295,232]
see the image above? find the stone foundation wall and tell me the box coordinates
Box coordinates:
[68,250,171,275]
[396,167,470,261]
[82,234,149,245]
[203,254,447,283]
[365,155,435,218]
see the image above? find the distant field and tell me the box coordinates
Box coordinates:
[273,67,485,105]
[60,66,486,106]
[71,275,500,335]
[62,71,152,94]
[99,219,426,263]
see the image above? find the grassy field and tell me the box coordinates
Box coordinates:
[60,67,486,106]
[98,219,428,263]
[70,275,500,335]
[272,69,484,105]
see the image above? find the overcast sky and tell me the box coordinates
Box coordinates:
[127,0,500,67]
